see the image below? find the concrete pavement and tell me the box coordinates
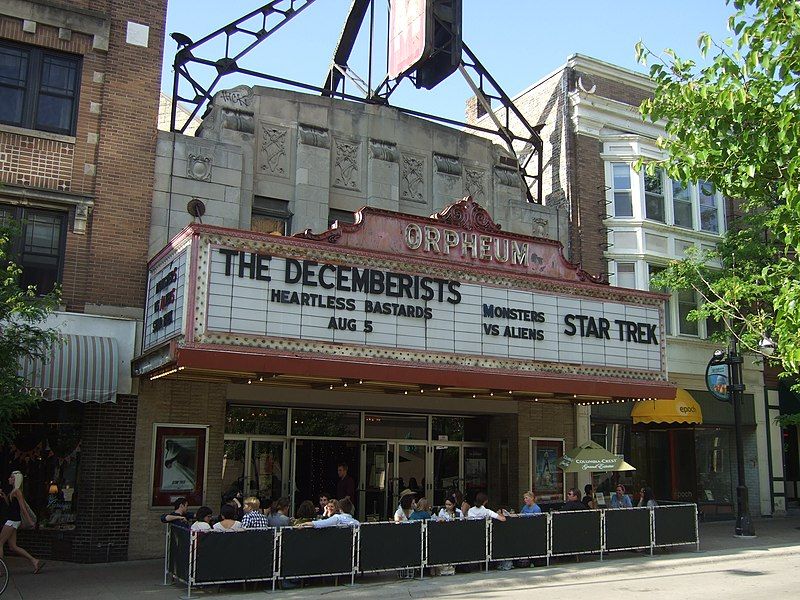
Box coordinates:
[4,514,800,599]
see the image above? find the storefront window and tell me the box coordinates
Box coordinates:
[291,409,360,437]
[1,402,83,530]
[695,428,735,504]
[364,413,427,440]
[431,416,488,442]
[225,406,287,435]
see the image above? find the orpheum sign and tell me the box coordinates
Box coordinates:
[142,197,671,394]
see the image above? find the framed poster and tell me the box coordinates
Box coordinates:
[529,438,565,503]
[151,424,208,507]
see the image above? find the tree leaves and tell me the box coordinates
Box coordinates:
[636,0,800,381]
[0,222,61,445]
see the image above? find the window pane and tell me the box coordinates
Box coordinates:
[0,88,24,124]
[364,413,427,439]
[20,209,63,293]
[672,180,690,202]
[612,163,631,189]
[616,262,636,288]
[0,46,27,125]
[251,214,287,235]
[678,290,698,335]
[39,54,78,95]
[649,264,671,335]
[35,94,74,133]
[614,192,633,217]
[698,180,716,205]
[643,170,665,222]
[673,199,693,228]
[225,406,287,435]
[700,204,719,233]
[706,316,726,339]
[291,409,360,437]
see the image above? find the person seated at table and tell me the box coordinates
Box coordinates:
[292,500,317,526]
[191,506,214,532]
[241,496,270,528]
[563,488,586,510]
[409,497,433,520]
[213,503,243,532]
[520,491,542,515]
[467,493,506,521]
[582,484,596,509]
[317,491,331,516]
[610,484,633,509]
[394,491,415,522]
[638,486,658,508]
[267,496,292,527]
[299,497,359,528]
[437,496,463,521]
[160,497,190,526]
[323,498,340,518]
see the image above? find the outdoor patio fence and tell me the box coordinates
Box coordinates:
[164,503,699,597]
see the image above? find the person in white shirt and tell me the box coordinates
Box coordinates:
[466,493,506,521]
[437,497,463,521]
[394,490,415,522]
[190,506,214,532]
[213,503,244,532]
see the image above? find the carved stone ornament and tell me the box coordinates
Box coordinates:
[187,154,212,181]
[433,153,461,176]
[213,85,254,110]
[260,125,288,177]
[401,154,425,202]
[369,139,397,162]
[494,166,520,188]
[221,109,254,134]
[333,139,360,189]
[465,168,485,200]
[431,195,502,233]
[298,124,330,149]
[73,202,90,235]
[531,217,549,238]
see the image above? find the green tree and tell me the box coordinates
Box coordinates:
[634,1,800,402]
[0,222,60,444]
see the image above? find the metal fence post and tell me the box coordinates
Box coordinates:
[163,525,170,586]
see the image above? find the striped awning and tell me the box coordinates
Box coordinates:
[19,334,119,403]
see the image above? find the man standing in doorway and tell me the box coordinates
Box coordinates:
[336,462,356,502]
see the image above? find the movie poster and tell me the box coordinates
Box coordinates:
[152,424,207,507]
[531,439,564,503]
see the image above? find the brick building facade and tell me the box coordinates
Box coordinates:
[0,0,166,561]
[467,54,783,517]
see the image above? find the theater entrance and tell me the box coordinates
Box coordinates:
[223,406,489,521]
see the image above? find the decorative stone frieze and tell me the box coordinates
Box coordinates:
[401,154,425,202]
[187,154,212,181]
[332,138,360,190]
[369,139,397,162]
[298,124,330,149]
[259,124,289,177]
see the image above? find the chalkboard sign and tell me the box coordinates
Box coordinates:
[427,519,487,566]
[168,525,191,582]
[279,527,355,577]
[359,522,422,572]
[604,507,651,550]
[194,529,275,583]
[491,515,548,559]
[654,504,697,546]
[551,510,602,555]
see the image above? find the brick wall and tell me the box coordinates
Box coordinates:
[0,1,167,311]
[16,395,138,563]
[128,379,227,560]
[571,134,608,277]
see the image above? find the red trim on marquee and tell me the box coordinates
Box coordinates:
[174,346,676,399]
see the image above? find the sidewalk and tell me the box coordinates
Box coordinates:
[4,514,800,600]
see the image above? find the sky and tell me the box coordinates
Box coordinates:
[161,0,735,125]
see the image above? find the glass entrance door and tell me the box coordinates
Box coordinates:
[432,444,461,506]
[249,439,287,505]
[463,446,488,504]
[359,442,389,521]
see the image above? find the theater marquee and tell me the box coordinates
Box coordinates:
[141,197,671,395]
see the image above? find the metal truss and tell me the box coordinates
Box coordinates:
[170,0,543,203]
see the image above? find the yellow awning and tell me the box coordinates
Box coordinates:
[630,389,703,425]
